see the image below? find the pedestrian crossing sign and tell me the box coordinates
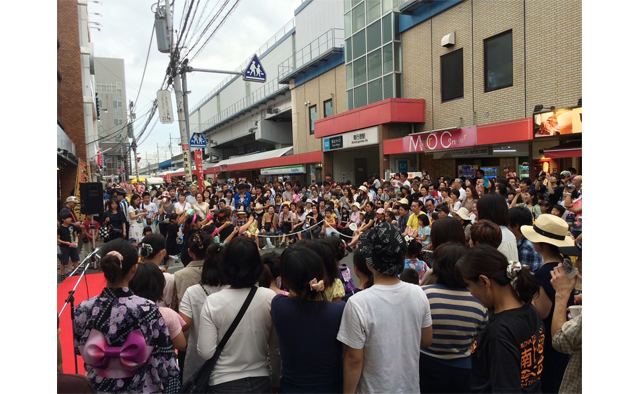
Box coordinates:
[243,54,266,83]
[190,133,207,148]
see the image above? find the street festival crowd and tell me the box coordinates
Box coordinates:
[57,167,583,393]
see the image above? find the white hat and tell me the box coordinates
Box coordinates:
[254,203,264,214]
[358,185,368,193]
[66,196,78,203]
[454,207,471,220]
[399,198,409,205]
[521,214,574,247]
[351,201,361,210]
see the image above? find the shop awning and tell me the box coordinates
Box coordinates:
[206,149,322,174]
[543,140,582,159]
[211,147,293,170]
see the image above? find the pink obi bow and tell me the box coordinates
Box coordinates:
[78,329,153,379]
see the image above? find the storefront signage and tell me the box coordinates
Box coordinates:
[322,126,379,152]
[451,148,490,158]
[260,165,306,176]
[403,126,477,153]
[533,107,582,138]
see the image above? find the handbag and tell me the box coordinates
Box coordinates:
[179,286,258,394]
[98,225,110,239]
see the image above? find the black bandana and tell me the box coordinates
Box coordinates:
[358,222,407,276]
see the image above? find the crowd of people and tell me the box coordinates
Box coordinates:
[57,166,583,393]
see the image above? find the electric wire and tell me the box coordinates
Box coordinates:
[184,0,215,50]
[181,0,231,61]
[179,0,202,50]
[133,23,156,109]
[175,0,196,50]
[189,0,241,62]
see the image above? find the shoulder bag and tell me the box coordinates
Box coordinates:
[179,286,258,393]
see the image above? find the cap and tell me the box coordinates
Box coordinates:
[66,196,78,203]
[560,171,571,178]
[376,208,385,214]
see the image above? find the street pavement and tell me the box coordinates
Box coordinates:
[57,242,359,289]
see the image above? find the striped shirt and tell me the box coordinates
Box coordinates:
[119,198,130,223]
[421,284,488,368]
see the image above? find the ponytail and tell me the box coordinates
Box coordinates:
[455,244,540,304]
[99,238,138,284]
[188,230,214,259]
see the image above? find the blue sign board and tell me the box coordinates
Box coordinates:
[190,133,207,148]
[243,54,266,83]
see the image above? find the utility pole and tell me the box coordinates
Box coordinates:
[129,100,140,183]
[161,0,193,183]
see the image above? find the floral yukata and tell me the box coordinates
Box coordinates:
[73,287,179,393]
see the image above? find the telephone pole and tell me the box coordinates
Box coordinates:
[129,100,140,183]
[157,0,193,183]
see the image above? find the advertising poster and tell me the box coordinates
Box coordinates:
[534,107,582,138]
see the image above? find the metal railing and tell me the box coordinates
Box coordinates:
[189,18,296,115]
[278,28,344,82]
[191,78,288,134]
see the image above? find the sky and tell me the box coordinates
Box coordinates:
[89,0,303,169]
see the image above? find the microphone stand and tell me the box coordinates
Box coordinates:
[58,246,101,374]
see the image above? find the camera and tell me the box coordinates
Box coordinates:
[566,184,576,190]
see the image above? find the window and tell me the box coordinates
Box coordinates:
[309,105,317,135]
[441,48,464,102]
[484,30,513,92]
[324,99,333,118]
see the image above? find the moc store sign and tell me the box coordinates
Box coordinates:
[403,127,477,153]
[323,126,379,152]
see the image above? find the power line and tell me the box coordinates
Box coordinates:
[185,0,215,50]
[190,0,241,62]
[181,0,231,61]
[133,23,156,109]
[179,0,202,50]
[175,0,196,49]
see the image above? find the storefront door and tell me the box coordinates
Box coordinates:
[354,158,367,186]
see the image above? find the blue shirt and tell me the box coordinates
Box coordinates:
[517,236,543,272]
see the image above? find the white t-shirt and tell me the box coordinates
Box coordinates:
[141,201,158,220]
[179,283,228,382]
[498,225,519,262]
[175,201,191,213]
[458,187,467,202]
[128,205,144,224]
[197,287,280,386]
[337,281,432,393]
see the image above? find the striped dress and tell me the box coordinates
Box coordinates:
[421,284,488,369]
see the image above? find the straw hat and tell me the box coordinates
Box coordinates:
[454,207,471,220]
[351,201,361,210]
[521,214,574,247]
[358,185,368,193]
[399,198,409,205]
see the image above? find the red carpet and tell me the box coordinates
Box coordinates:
[57,273,107,374]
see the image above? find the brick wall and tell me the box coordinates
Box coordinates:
[402,0,581,128]
[58,0,86,198]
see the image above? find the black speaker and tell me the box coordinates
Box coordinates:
[80,182,104,215]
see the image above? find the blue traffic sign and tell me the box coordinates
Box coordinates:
[190,133,207,148]
[243,54,266,83]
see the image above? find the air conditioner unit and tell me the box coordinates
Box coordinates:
[398,0,433,14]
